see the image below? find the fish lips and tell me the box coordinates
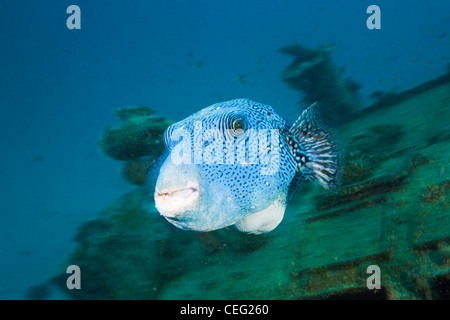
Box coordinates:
[154,183,200,219]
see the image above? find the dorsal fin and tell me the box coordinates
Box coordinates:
[286,103,344,192]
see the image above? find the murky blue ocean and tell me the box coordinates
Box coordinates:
[0,1,449,300]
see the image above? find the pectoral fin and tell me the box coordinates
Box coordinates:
[286,103,344,192]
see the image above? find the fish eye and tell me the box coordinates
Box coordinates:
[232,118,246,133]
[230,116,247,138]
[221,113,248,140]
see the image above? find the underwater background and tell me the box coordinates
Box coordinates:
[0,0,449,299]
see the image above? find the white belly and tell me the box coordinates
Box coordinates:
[234,192,287,234]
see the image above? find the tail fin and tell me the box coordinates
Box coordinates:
[286,103,344,192]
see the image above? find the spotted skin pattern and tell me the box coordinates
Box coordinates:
[154,99,343,232]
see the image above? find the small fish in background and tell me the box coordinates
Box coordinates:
[45,211,60,219]
[233,73,248,83]
[151,99,344,234]
[193,61,204,68]
[29,155,45,162]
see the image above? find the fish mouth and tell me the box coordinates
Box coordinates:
[154,184,200,218]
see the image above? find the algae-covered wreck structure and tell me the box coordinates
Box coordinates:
[52,62,450,300]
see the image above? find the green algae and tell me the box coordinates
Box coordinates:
[99,106,173,161]
[98,105,174,187]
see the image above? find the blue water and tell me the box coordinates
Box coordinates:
[0,0,449,299]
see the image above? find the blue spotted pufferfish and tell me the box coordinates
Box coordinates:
[152,99,344,234]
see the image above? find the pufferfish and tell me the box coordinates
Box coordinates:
[152,99,344,234]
